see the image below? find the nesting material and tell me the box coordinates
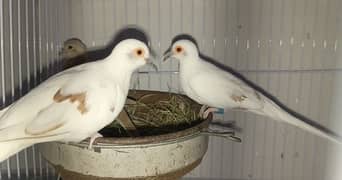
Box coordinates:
[102,90,202,137]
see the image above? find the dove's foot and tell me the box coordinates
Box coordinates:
[88,132,103,149]
[199,105,208,118]
[199,105,219,119]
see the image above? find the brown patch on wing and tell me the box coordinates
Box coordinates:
[53,89,88,114]
[231,94,247,103]
[53,89,69,102]
[25,122,65,136]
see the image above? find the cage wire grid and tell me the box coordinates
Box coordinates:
[0,0,342,179]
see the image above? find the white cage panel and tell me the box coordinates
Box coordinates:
[0,0,342,180]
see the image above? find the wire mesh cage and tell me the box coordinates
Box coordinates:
[0,0,342,179]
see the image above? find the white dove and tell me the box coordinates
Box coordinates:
[163,34,341,144]
[0,38,151,162]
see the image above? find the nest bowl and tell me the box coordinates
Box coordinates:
[38,90,213,180]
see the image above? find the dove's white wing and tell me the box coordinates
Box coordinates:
[0,62,94,130]
[0,69,79,130]
[187,68,263,110]
[0,71,75,162]
[0,62,123,161]
[187,61,341,143]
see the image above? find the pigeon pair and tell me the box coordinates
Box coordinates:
[0,32,340,163]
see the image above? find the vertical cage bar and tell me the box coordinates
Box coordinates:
[46,163,49,178]
[39,153,42,177]
[9,0,22,177]
[6,0,13,177]
[24,149,28,178]
[23,0,29,177]
[51,0,56,75]
[0,2,3,180]
[55,0,61,72]
[25,0,30,90]
[91,0,95,47]
[0,4,1,176]
[48,0,53,75]
[32,146,36,177]
[0,0,5,107]
[32,0,37,86]
[6,161,10,178]
[17,0,22,96]
[38,0,42,80]
[135,0,141,89]
[9,0,13,101]
[16,1,22,178]
[32,0,38,176]
[157,0,162,91]
[45,0,49,77]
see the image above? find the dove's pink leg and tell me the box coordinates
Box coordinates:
[88,133,103,149]
[199,105,208,118]
[199,105,219,119]
[202,107,219,119]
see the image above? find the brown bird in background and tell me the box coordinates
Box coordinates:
[60,38,88,70]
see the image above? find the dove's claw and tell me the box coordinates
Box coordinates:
[88,133,103,149]
[203,107,219,119]
[199,105,208,119]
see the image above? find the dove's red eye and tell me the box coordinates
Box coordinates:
[175,46,183,53]
[137,50,142,55]
[134,48,145,57]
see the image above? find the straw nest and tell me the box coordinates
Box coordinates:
[102,91,202,137]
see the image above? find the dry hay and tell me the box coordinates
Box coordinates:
[102,92,202,137]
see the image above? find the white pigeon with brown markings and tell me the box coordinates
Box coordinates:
[0,38,151,162]
[163,34,342,144]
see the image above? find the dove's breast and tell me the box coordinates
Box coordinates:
[179,62,206,105]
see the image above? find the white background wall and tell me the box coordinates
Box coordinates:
[0,0,342,179]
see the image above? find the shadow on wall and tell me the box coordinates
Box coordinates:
[0,26,151,109]
[63,25,151,67]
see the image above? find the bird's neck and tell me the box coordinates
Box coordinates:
[179,56,201,75]
[102,56,134,93]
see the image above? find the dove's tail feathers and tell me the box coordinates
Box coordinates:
[0,126,69,162]
[0,134,68,163]
[260,97,342,144]
[0,141,32,162]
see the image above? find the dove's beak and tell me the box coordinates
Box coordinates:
[144,59,158,71]
[144,47,158,71]
[162,47,172,62]
[149,47,157,59]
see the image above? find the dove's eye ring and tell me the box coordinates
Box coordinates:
[134,48,145,57]
[68,45,73,50]
[175,46,183,53]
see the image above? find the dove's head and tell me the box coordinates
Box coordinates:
[61,38,87,59]
[163,34,199,63]
[110,39,152,71]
